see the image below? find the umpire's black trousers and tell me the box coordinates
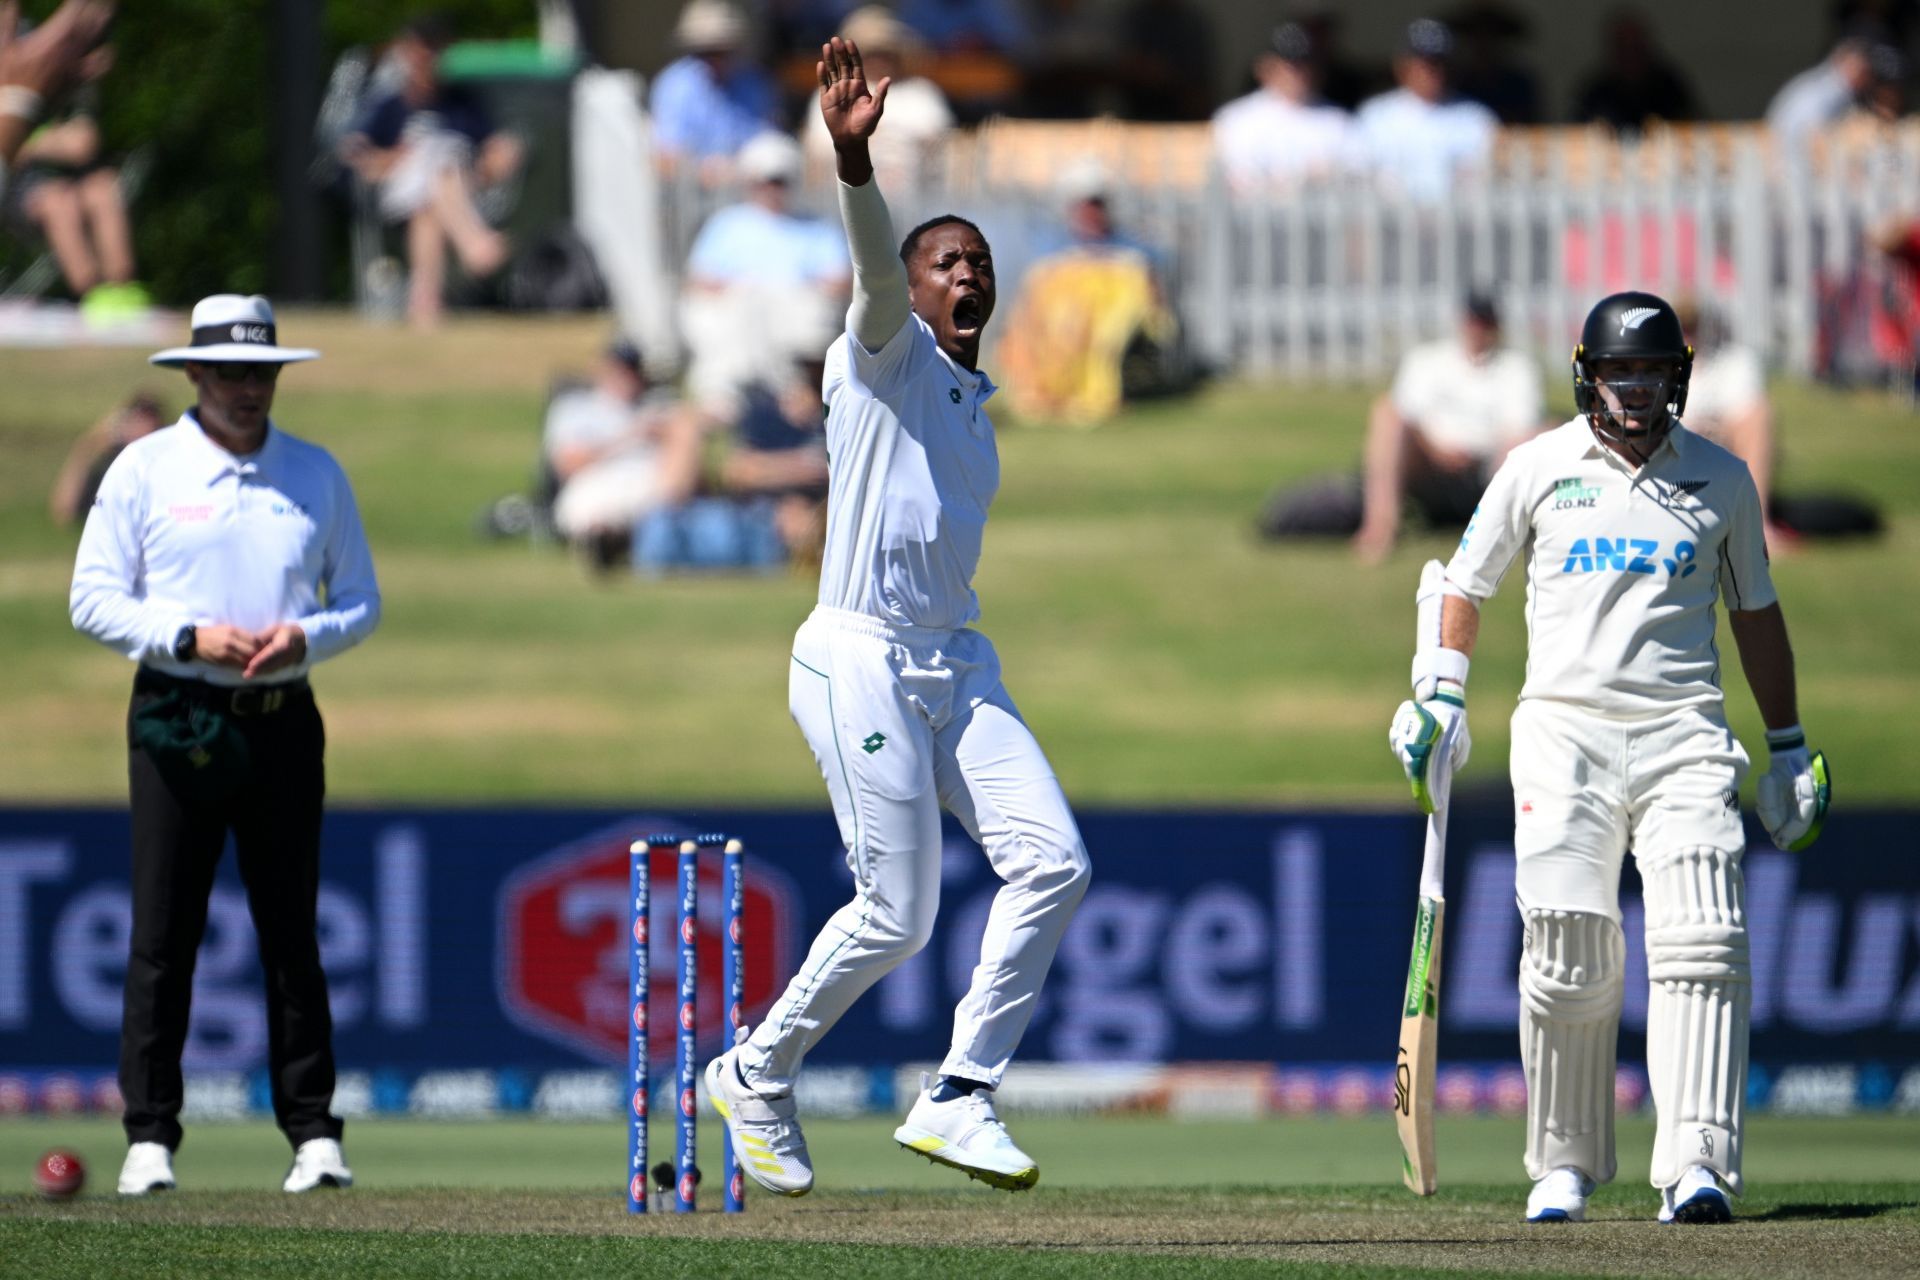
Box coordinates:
[121,668,343,1152]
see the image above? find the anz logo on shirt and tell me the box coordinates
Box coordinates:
[1560,537,1698,577]
[269,499,309,518]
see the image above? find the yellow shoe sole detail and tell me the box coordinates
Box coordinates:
[896,1135,1039,1191]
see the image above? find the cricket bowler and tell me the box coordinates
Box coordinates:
[1388,290,1830,1224]
[703,35,1092,1196]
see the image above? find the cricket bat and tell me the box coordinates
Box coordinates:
[1395,783,1447,1195]
[1396,559,1451,1196]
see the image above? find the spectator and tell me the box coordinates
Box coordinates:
[544,339,704,568]
[49,391,164,526]
[3,53,147,319]
[1767,34,1888,151]
[0,0,114,181]
[1262,295,1539,558]
[1115,0,1215,122]
[802,6,953,197]
[1357,19,1497,204]
[679,130,850,411]
[1572,7,1698,133]
[1447,0,1540,124]
[1211,21,1355,191]
[999,160,1182,424]
[338,14,522,329]
[896,0,1027,54]
[1674,298,1797,546]
[1354,294,1540,561]
[649,0,780,184]
[636,307,833,574]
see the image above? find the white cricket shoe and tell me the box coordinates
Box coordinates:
[705,1042,813,1197]
[1659,1164,1732,1224]
[117,1141,176,1196]
[1525,1166,1594,1223]
[893,1074,1039,1191]
[283,1138,353,1192]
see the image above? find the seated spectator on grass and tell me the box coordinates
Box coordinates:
[1572,7,1697,132]
[338,14,522,329]
[1676,298,1880,546]
[1257,294,1541,561]
[545,339,703,568]
[2,54,147,320]
[650,0,780,185]
[635,313,831,575]
[48,391,164,526]
[1767,33,1890,152]
[1357,19,1496,204]
[1353,293,1539,561]
[679,130,849,411]
[1000,161,1182,425]
[1211,21,1355,191]
[802,7,953,197]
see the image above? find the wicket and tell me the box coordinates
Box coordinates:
[627,833,747,1215]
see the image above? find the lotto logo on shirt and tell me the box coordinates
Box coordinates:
[1551,478,1601,510]
[1560,537,1698,577]
[167,504,214,523]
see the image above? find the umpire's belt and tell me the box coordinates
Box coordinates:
[135,667,311,717]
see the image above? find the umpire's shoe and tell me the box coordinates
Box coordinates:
[706,1036,814,1197]
[284,1138,353,1192]
[117,1141,176,1195]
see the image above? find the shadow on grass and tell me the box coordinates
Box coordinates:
[1749,1201,1918,1222]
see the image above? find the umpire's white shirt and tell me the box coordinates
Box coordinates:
[71,413,381,685]
[1445,419,1775,719]
[816,313,999,631]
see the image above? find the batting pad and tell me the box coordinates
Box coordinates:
[1641,844,1750,1194]
[1519,908,1625,1183]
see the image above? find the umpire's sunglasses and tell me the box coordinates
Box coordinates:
[211,362,283,384]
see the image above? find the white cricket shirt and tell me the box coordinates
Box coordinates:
[70,413,381,686]
[1211,89,1356,188]
[1390,339,1543,458]
[1682,345,1764,428]
[816,313,999,631]
[1445,418,1776,718]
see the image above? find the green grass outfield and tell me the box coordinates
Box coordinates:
[2,313,1916,806]
[1,1115,1916,1277]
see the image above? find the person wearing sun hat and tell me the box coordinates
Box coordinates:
[71,293,380,1200]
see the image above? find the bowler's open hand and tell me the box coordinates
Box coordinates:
[818,36,889,148]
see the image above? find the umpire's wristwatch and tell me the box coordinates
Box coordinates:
[172,624,197,662]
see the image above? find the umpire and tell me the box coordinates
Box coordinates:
[70,295,380,1196]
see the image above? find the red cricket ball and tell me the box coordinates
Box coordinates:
[35,1149,86,1199]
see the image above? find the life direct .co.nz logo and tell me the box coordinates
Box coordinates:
[1560,536,1699,577]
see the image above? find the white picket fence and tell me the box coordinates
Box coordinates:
[648,121,1920,383]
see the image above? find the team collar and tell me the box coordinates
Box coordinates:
[1581,420,1682,473]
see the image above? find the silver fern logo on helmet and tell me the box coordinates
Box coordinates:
[1617,306,1660,334]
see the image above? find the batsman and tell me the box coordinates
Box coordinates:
[1388,292,1830,1225]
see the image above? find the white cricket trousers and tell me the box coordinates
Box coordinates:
[740,605,1091,1092]
[1510,698,1754,1193]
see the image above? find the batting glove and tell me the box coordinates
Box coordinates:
[1756,726,1831,851]
[1389,692,1468,815]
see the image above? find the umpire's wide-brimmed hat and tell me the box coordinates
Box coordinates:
[149,295,320,368]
